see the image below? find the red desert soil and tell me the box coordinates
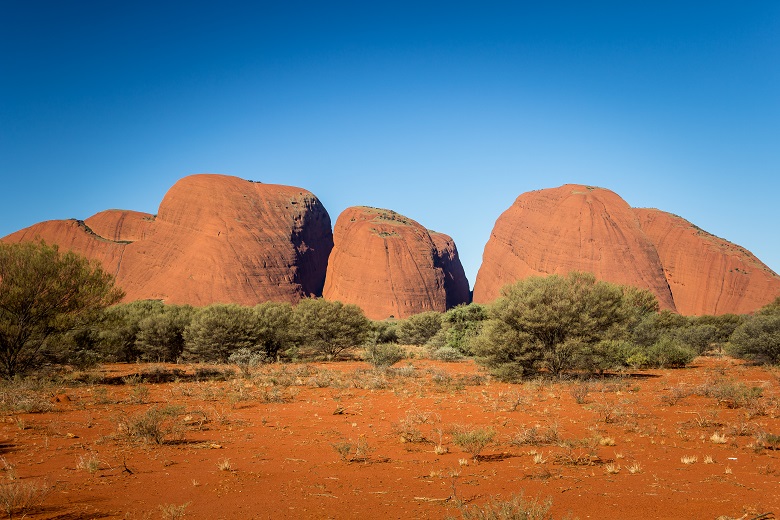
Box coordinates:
[3,174,334,306]
[473,184,780,315]
[2,357,779,519]
[323,207,469,319]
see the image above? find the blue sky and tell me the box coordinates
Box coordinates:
[2,1,778,287]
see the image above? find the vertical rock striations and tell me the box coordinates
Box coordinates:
[2,174,333,306]
[635,208,780,315]
[473,185,676,309]
[322,207,470,320]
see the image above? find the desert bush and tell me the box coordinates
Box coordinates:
[291,299,370,360]
[98,300,166,362]
[253,301,295,360]
[631,310,689,348]
[370,319,399,344]
[396,311,443,346]
[429,303,487,355]
[511,423,561,447]
[474,272,658,380]
[228,348,268,377]
[0,381,54,413]
[693,313,744,343]
[0,480,50,519]
[135,304,194,362]
[118,405,185,444]
[332,437,372,463]
[0,241,123,378]
[645,336,696,368]
[728,312,780,365]
[431,346,464,362]
[363,343,405,368]
[455,493,559,520]
[698,378,763,409]
[183,304,260,362]
[160,502,190,520]
[675,324,719,355]
[451,426,496,460]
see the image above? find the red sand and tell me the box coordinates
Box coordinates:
[2,356,778,519]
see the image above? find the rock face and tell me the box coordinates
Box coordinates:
[85,209,156,243]
[430,232,472,309]
[634,208,780,315]
[3,174,333,306]
[473,185,677,310]
[322,207,470,320]
[474,184,780,316]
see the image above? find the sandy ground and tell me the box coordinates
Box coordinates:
[1,356,778,519]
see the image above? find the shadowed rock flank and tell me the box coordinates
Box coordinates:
[3,174,333,306]
[322,207,470,320]
[634,208,780,315]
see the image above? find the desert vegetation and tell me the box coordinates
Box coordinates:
[0,243,778,518]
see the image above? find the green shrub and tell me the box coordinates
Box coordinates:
[631,310,688,348]
[118,405,185,444]
[0,241,123,378]
[183,304,260,363]
[135,304,194,362]
[646,336,696,368]
[451,426,496,460]
[674,324,719,355]
[474,272,658,380]
[370,319,399,344]
[728,312,780,365]
[228,348,268,377]
[430,303,487,355]
[431,346,464,362]
[291,299,370,360]
[363,343,405,368]
[253,302,295,360]
[396,311,443,346]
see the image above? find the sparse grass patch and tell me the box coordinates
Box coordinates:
[76,453,102,474]
[331,436,372,463]
[117,405,185,444]
[454,493,565,520]
[159,502,190,519]
[709,432,727,444]
[0,382,54,414]
[680,455,698,465]
[451,426,496,461]
[511,423,561,447]
[0,480,50,519]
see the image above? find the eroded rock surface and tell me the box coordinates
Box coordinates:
[474,184,780,316]
[3,174,333,306]
[473,185,676,309]
[635,208,780,315]
[322,207,470,319]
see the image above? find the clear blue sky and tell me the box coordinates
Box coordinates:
[2,1,778,287]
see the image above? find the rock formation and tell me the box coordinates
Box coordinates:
[474,184,780,316]
[322,207,470,320]
[473,185,677,310]
[430,232,472,309]
[634,208,780,315]
[3,174,333,306]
